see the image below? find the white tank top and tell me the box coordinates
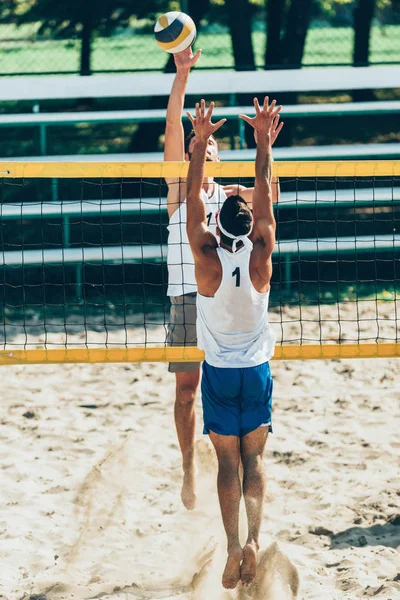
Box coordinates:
[196,240,276,368]
[167,184,226,297]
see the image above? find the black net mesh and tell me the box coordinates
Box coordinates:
[0,173,399,356]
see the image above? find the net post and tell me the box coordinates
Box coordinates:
[63,216,70,247]
[39,124,47,156]
[229,93,237,150]
[238,119,245,150]
[51,178,59,202]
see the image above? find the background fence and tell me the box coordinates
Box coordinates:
[0,0,399,76]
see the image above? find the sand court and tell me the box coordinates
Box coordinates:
[0,303,399,600]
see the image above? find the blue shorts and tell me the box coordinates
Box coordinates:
[201,361,273,438]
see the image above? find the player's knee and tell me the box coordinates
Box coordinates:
[176,384,196,407]
[242,453,264,475]
[218,461,240,489]
[218,453,240,477]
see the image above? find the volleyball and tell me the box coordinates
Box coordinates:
[154,11,197,54]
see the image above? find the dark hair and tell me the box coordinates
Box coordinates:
[184,130,196,155]
[218,195,252,246]
[184,131,217,157]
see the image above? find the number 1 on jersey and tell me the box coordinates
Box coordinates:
[232,267,240,287]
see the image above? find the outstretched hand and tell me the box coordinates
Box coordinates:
[174,46,201,71]
[186,99,226,142]
[239,97,283,143]
[270,114,284,145]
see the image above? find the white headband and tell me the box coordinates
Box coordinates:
[216,210,253,252]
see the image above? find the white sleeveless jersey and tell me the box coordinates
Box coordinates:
[167,184,226,297]
[196,241,276,368]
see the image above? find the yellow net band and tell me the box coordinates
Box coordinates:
[1,160,400,179]
[1,343,399,365]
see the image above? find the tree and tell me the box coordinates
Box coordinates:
[262,0,315,146]
[226,0,256,71]
[281,0,314,68]
[353,0,376,67]
[352,0,377,100]
[265,0,285,67]
[265,0,315,70]
[1,0,167,76]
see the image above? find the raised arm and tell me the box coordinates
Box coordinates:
[222,114,282,206]
[164,47,200,161]
[186,100,226,259]
[239,97,283,271]
[164,47,201,217]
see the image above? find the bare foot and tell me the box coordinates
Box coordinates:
[241,541,258,586]
[181,467,196,510]
[222,547,243,589]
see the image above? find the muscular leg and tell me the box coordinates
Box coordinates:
[240,426,269,586]
[174,369,200,510]
[209,431,243,590]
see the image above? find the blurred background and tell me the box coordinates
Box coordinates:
[0,0,399,76]
[0,0,398,310]
[0,0,399,157]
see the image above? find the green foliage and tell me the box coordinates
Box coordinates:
[0,0,170,37]
[320,0,353,9]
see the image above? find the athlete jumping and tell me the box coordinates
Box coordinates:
[185,96,282,589]
[164,47,281,510]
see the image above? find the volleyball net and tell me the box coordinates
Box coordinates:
[0,160,399,364]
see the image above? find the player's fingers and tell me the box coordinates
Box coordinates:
[192,49,202,63]
[239,114,253,125]
[212,118,226,132]
[272,105,283,117]
[206,101,215,120]
[275,121,284,135]
[268,99,276,113]
[272,114,280,129]
[263,96,270,110]
[254,97,261,115]
[186,112,195,127]
[200,98,206,118]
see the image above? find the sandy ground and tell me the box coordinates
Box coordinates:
[0,306,399,600]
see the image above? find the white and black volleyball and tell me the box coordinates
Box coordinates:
[154,11,197,54]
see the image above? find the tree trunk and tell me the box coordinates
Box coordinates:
[353,0,375,66]
[265,0,285,68]
[188,0,209,31]
[225,0,256,146]
[226,0,255,71]
[272,0,313,147]
[281,0,313,68]
[80,6,93,76]
[353,0,376,101]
